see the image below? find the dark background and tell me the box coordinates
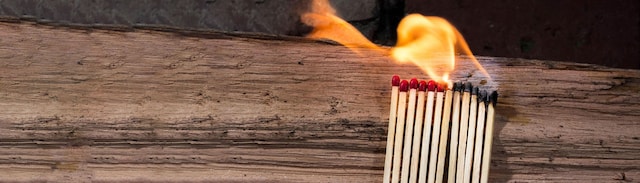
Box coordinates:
[0,0,637,69]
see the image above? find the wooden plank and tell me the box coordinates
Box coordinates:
[0,21,639,182]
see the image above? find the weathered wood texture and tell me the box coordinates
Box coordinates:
[0,21,639,182]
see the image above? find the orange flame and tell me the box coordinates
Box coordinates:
[301,0,490,85]
[300,0,381,52]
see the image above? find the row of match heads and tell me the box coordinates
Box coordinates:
[391,75,499,104]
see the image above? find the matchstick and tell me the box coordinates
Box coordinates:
[427,83,446,183]
[418,80,437,183]
[455,82,472,182]
[435,84,453,183]
[401,78,419,183]
[462,87,479,183]
[409,80,428,183]
[471,90,487,183]
[447,82,463,183]
[480,91,498,183]
[383,75,401,183]
[391,80,409,183]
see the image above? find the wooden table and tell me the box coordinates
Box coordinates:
[1,20,638,182]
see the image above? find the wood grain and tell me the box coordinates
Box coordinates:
[0,20,639,182]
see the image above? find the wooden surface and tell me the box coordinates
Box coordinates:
[0,20,639,182]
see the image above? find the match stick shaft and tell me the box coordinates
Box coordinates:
[462,95,478,183]
[391,91,408,183]
[383,86,399,183]
[418,91,435,183]
[435,90,453,183]
[410,91,427,183]
[447,90,462,183]
[480,103,495,183]
[401,89,418,183]
[456,91,471,183]
[427,91,445,183]
[471,101,486,183]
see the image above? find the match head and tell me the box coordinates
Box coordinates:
[409,78,419,89]
[464,82,473,92]
[418,80,428,91]
[399,80,409,92]
[478,90,487,102]
[391,75,401,86]
[490,91,499,106]
[427,80,437,91]
[437,83,446,92]
[472,87,479,95]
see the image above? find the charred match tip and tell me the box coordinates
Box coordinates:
[464,82,472,92]
[418,80,428,91]
[427,80,437,91]
[392,75,401,86]
[479,90,487,102]
[399,80,409,92]
[410,78,419,89]
[437,83,446,92]
[472,87,479,95]
[490,91,499,106]
[453,82,461,92]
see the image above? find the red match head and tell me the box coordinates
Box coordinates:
[409,78,419,89]
[437,83,446,92]
[391,75,400,86]
[399,80,409,92]
[427,80,437,91]
[418,80,427,91]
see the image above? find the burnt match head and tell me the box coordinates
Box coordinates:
[399,80,409,92]
[391,75,401,86]
[478,90,487,102]
[418,80,428,91]
[490,91,499,106]
[410,78,419,89]
[427,80,437,91]
[472,87,479,95]
[452,82,459,92]
[464,82,472,92]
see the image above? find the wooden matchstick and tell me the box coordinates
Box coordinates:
[480,91,498,183]
[435,84,453,183]
[391,80,409,183]
[418,80,437,183]
[401,78,419,183]
[471,90,487,183]
[462,87,479,183]
[383,75,401,183]
[455,82,472,182]
[409,80,428,183]
[447,83,462,183]
[427,83,446,183]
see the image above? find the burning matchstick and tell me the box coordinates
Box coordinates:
[300,2,499,182]
[383,76,498,183]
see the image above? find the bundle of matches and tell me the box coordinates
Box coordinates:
[383,75,498,183]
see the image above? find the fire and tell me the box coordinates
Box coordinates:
[301,0,490,85]
[300,0,381,52]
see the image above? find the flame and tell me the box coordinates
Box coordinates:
[301,0,490,85]
[300,0,382,53]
